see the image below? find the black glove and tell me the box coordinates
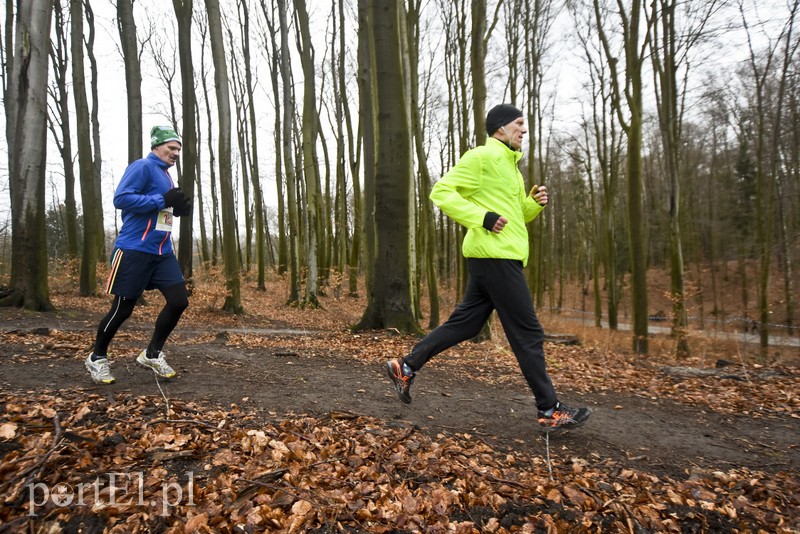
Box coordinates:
[162,187,186,208]
[173,198,192,217]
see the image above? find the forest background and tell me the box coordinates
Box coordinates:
[1,0,799,360]
[1,1,799,531]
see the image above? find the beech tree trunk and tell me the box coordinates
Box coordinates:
[0,0,54,311]
[294,0,322,308]
[71,0,99,296]
[355,0,420,334]
[204,0,243,313]
[173,0,198,281]
[116,0,142,165]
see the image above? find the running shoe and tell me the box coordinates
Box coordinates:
[136,350,176,379]
[386,358,414,404]
[85,353,115,384]
[537,401,592,429]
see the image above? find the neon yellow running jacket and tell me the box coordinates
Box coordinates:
[430,137,545,267]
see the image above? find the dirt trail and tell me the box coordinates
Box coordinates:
[2,325,797,481]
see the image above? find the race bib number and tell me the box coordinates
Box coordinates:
[155,208,174,232]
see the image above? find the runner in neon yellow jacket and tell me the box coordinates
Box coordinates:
[387,103,592,431]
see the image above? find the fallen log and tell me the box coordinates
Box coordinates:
[660,365,784,381]
[543,333,580,345]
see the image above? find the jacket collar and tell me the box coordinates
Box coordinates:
[487,137,523,162]
[147,151,171,169]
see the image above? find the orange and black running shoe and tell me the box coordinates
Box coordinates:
[537,401,592,430]
[386,358,414,404]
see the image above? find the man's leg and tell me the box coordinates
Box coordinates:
[145,281,189,357]
[483,260,592,429]
[94,249,151,358]
[93,296,137,358]
[478,259,558,411]
[136,255,187,378]
[388,260,495,404]
[86,295,138,384]
[404,269,494,372]
[86,249,151,384]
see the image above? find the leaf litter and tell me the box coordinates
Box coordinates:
[1,271,798,532]
[2,390,797,532]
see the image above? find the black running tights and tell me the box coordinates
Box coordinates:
[93,283,189,357]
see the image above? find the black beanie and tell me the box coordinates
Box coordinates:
[486,104,523,135]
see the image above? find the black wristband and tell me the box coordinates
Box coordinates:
[483,211,501,231]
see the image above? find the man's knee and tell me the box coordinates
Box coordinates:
[111,296,137,322]
[162,283,189,313]
[167,296,189,314]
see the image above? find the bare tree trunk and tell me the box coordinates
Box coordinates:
[439,0,462,298]
[331,0,348,299]
[48,0,78,260]
[779,34,800,334]
[173,0,197,282]
[204,0,243,313]
[521,0,557,309]
[0,0,54,310]
[355,0,420,334]
[294,0,322,308]
[228,44,252,272]
[650,0,688,357]
[193,99,210,267]
[116,0,142,164]
[707,128,723,324]
[319,124,333,290]
[357,0,376,300]
[84,0,105,262]
[71,0,98,296]
[577,4,602,326]
[469,0,493,341]
[582,126,603,327]
[471,0,486,147]
[504,0,522,102]
[277,0,301,303]
[261,0,288,275]
[770,1,799,338]
[595,0,651,354]
[444,0,470,301]
[408,0,439,328]
[340,0,362,298]
[397,9,420,322]
[237,0,266,290]
[197,12,221,267]
[2,1,14,155]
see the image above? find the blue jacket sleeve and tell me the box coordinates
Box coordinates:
[113,160,167,213]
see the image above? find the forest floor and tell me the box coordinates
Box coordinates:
[0,268,798,532]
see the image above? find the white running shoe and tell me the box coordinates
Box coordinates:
[136,350,176,379]
[85,353,115,384]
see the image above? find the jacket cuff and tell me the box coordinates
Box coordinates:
[483,211,501,231]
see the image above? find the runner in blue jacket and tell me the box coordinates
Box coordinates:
[85,126,192,385]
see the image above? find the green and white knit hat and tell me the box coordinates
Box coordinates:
[150,125,181,148]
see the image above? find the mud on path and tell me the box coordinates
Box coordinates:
[1,314,797,482]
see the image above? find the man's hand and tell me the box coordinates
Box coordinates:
[530,184,548,206]
[173,198,192,217]
[162,187,187,208]
[492,216,508,233]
